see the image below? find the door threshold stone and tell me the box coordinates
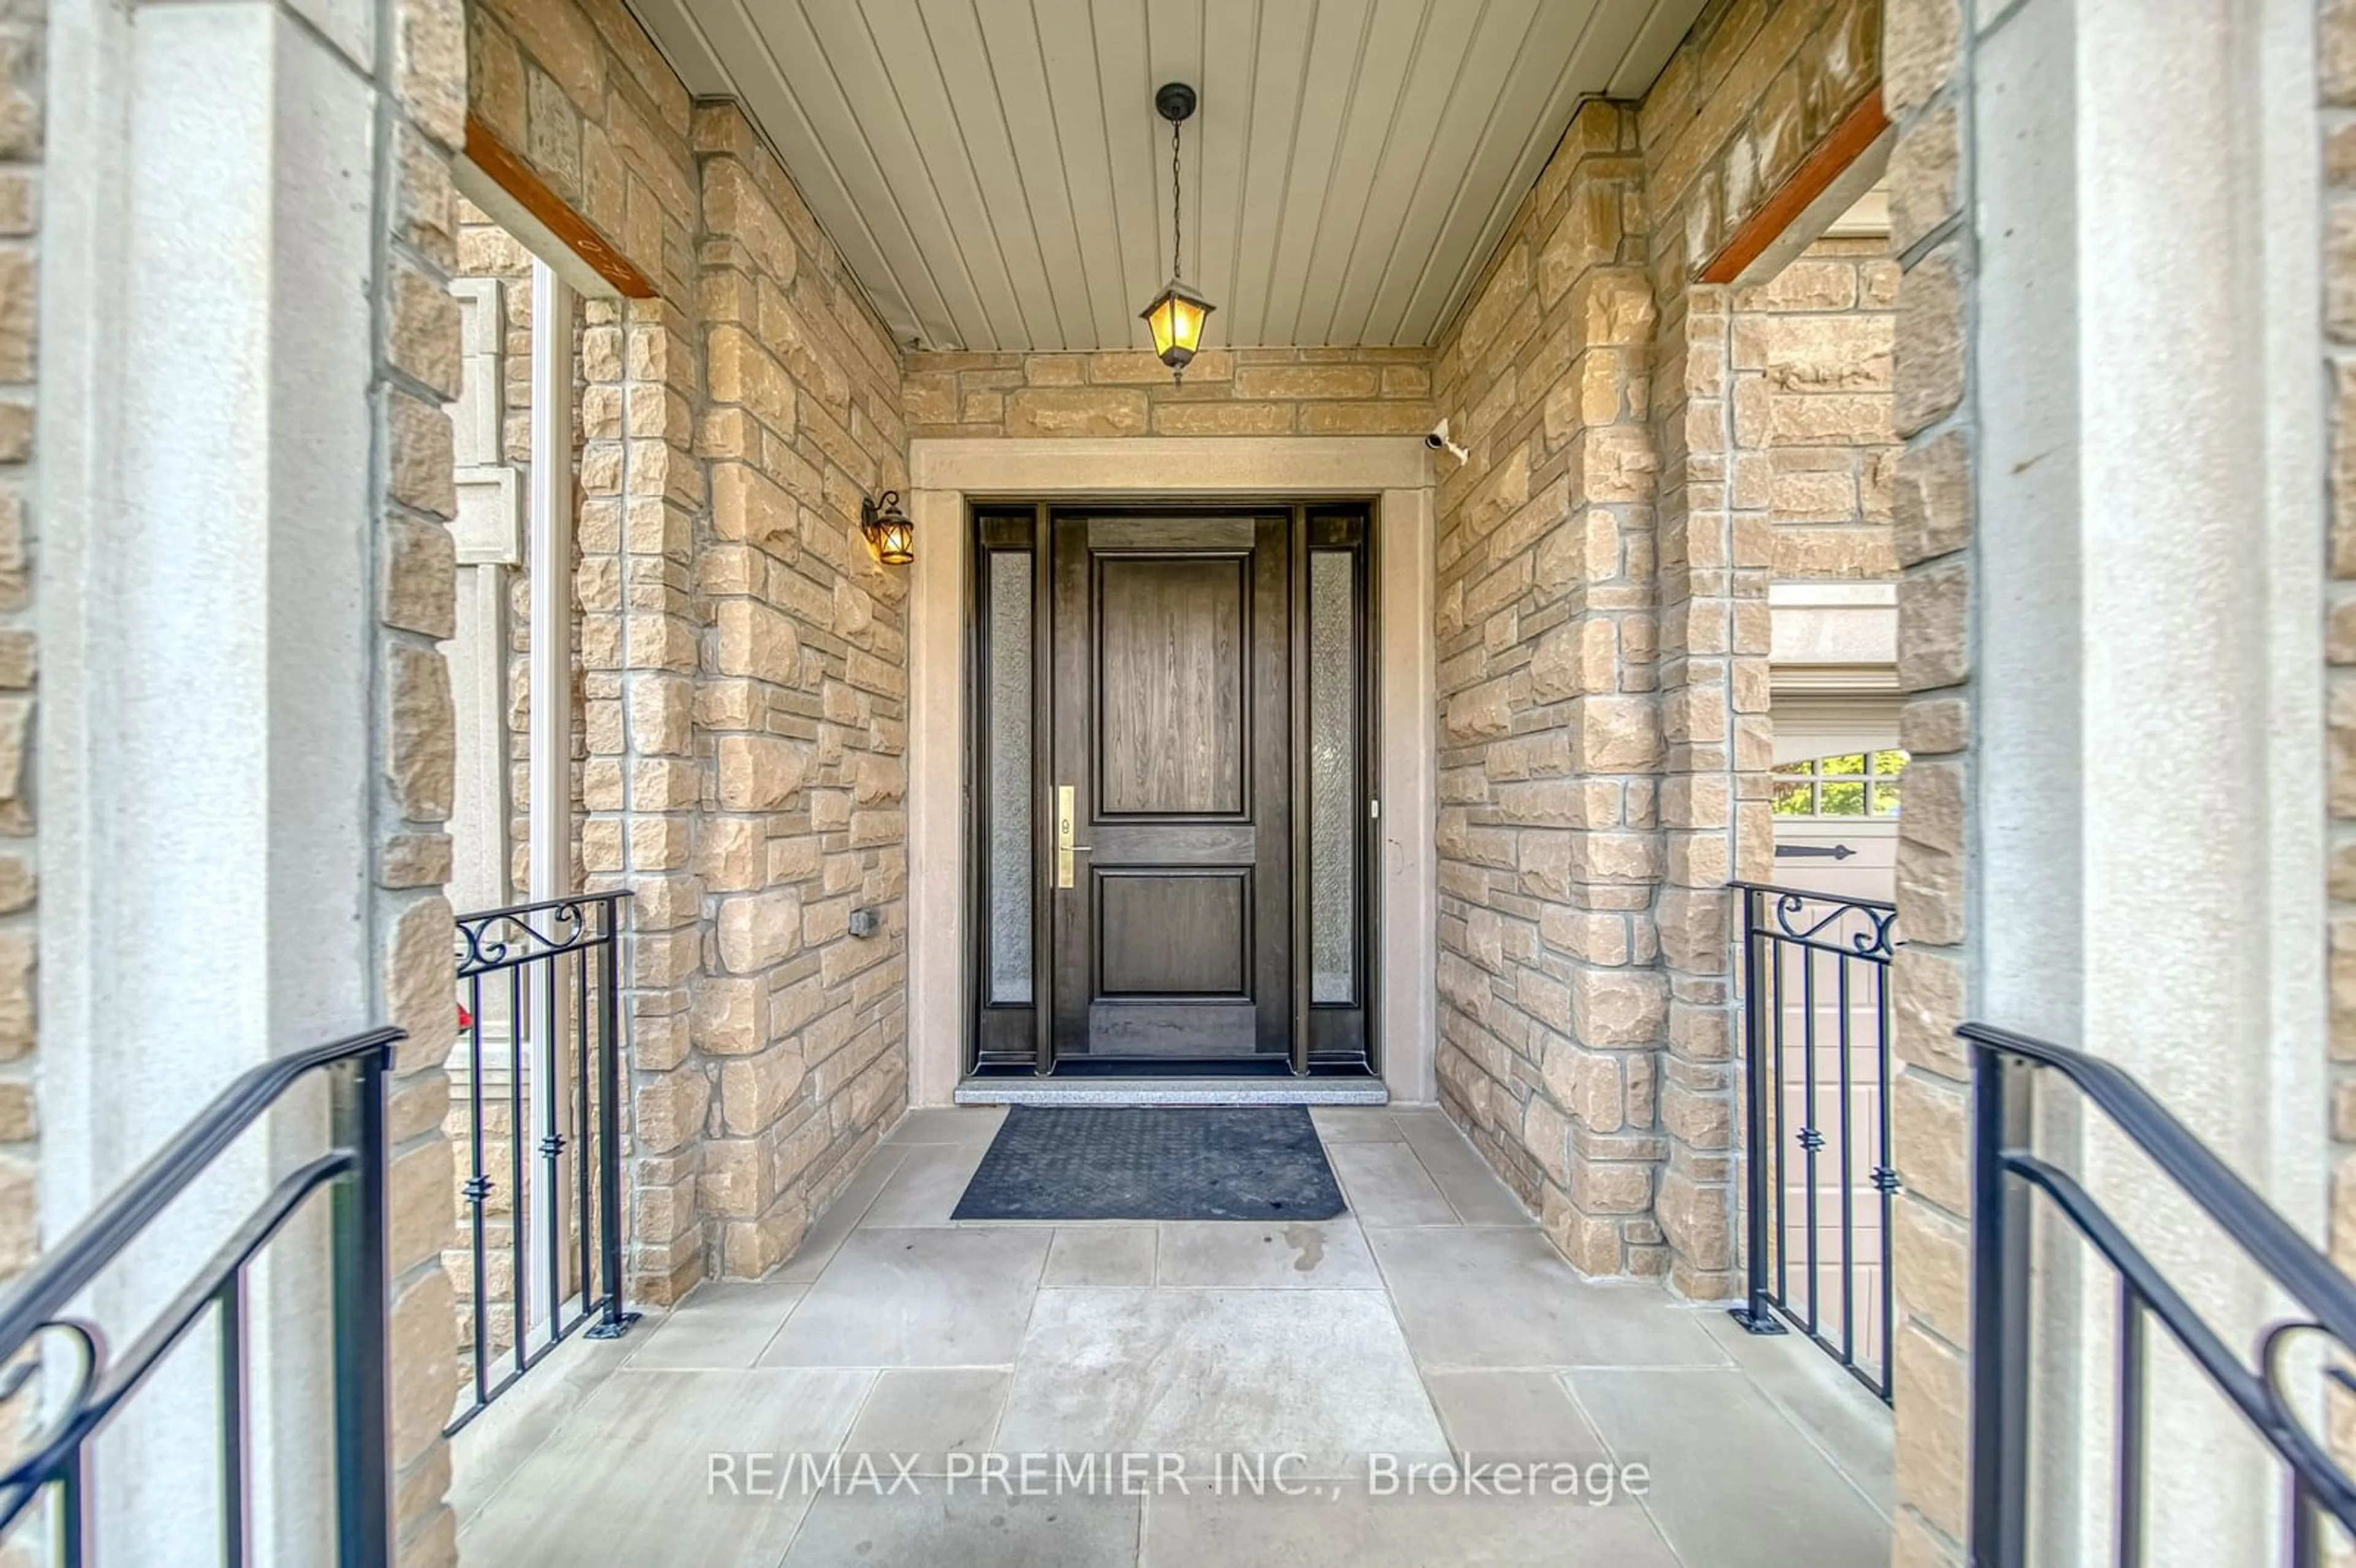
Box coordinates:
[953,1077,1389,1107]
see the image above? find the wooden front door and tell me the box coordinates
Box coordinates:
[1047,512,1292,1061]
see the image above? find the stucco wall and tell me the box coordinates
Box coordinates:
[0,0,38,1290]
[2321,0,2356,1528]
[2324,0,2356,1352]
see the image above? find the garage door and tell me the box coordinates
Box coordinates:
[1769,747,1901,905]
[1762,731,1903,1372]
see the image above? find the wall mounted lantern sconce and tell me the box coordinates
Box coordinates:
[860,490,914,566]
[1138,82,1215,382]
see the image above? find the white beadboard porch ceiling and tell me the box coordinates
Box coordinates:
[625,0,1706,353]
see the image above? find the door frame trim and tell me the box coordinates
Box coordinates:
[906,437,1438,1107]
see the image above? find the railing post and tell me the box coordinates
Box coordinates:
[1968,1037,2028,1568]
[329,1042,392,1568]
[586,899,638,1340]
[1732,886,1785,1336]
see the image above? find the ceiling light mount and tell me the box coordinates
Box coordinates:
[1155,82,1198,124]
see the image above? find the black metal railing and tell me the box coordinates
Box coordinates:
[1728,881,1900,1402]
[1965,1023,2356,1566]
[0,1026,401,1566]
[448,891,634,1434]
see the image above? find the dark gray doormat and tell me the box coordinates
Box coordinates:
[950,1105,1347,1221]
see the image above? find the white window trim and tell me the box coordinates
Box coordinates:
[526,261,575,909]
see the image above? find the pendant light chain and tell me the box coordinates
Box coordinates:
[1140,82,1211,380]
[1171,115,1184,282]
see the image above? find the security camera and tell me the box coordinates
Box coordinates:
[1425,418,1468,465]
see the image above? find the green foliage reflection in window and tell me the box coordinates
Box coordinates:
[1771,748,1907,818]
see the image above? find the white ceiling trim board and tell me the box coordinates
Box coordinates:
[623,0,1706,352]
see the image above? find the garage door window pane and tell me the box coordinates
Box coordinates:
[1774,750,1906,819]
[1818,780,1867,816]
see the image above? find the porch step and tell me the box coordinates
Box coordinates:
[953,1077,1389,1107]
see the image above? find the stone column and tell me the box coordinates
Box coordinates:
[1649,272,1765,1303]
[1887,0,2330,1564]
[1431,103,1672,1280]
[578,293,708,1305]
[0,0,40,1296]
[687,106,911,1278]
[1880,3,1979,1559]
[2322,0,2356,1518]
[377,47,469,1567]
[38,0,469,1557]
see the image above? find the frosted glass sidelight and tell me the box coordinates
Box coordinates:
[1309,551,1354,1004]
[987,554,1033,1003]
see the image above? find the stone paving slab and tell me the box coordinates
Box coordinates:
[455,1105,1892,1568]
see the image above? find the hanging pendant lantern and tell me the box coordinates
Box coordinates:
[1139,82,1215,381]
[1141,277,1215,376]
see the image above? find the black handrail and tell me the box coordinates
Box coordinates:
[1964,1022,2356,1566]
[0,1025,401,1566]
[1727,881,1900,1403]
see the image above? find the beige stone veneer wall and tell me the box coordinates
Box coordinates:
[903,347,1436,440]
[375,0,469,1556]
[469,0,1901,1339]
[468,0,911,1303]
[472,0,706,1310]
[1731,235,1900,582]
[1878,0,1974,1561]
[1429,101,1669,1279]
[1428,0,1883,1299]
[1643,0,1882,1302]
[685,102,912,1278]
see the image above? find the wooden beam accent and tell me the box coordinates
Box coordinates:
[462,113,658,299]
[1698,89,1890,286]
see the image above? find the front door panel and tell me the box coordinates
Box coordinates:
[1050,512,1290,1059]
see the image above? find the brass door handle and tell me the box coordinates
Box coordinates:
[1056,785,1082,888]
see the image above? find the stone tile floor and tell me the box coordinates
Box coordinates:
[452,1105,1890,1567]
